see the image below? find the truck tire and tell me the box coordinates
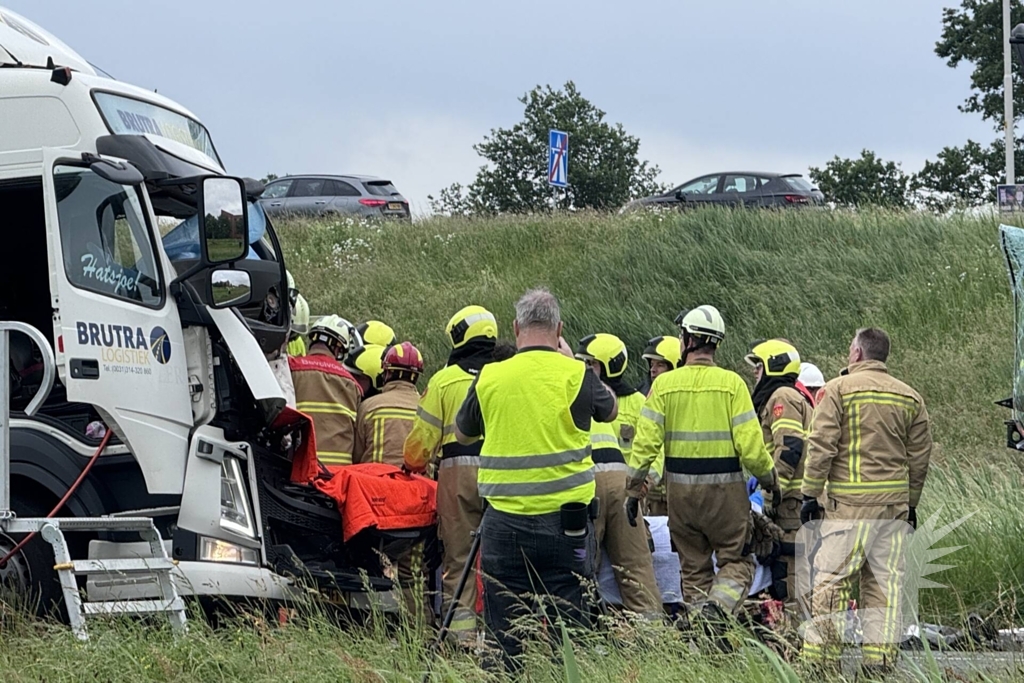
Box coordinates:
[0,494,66,618]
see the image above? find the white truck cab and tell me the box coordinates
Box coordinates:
[0,8,384,611]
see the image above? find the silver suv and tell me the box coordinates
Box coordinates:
[259,174,410,220]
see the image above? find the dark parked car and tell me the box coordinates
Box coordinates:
[622,172,824,212]
[259,174,410,220]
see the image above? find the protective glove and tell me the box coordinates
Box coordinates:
[908,506,917,530]
[747,512,784,565]
[625,496,641,527]
[799,495,823,525]
[757,468,782,510]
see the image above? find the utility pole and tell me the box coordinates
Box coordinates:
[1006,0,1016,184]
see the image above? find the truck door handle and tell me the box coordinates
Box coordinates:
[70,358,99,380]
[314,200,327,205]
[269,202,283,207]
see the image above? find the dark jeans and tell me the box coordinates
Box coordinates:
[480,506,597,667]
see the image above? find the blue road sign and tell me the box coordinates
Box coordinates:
[548,129,568,188]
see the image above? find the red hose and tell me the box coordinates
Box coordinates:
[0,428,112,569]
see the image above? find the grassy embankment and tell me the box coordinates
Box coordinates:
[2,208,1022,681]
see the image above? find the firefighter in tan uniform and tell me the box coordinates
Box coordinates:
[290,315,362,466]
[576,334,661,617]
[639,336,683,517]
[354,342,422,465]
[351,341,431,626]
[800,327,932,674]
[626,306,779,633]
[403,306,499,645]
[744,339,814,614]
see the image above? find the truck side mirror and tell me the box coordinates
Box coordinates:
[210,268,252,308]
[674,189,687,201]
[200,177,248,265]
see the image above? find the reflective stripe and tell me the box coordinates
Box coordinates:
[297,401,356,418]
[731,409,756,426]
[440,455,480,469]
[372,408,415,418]
[770,418,805,435]
[780,478,803,492]
[479,448,589,470]
[443,424,456,437]
[666,471,745,485]
[709,577,745,611]
[665,430,731,442]
[593,462,629,473]
[462,311,495,327]
[828,479,908,494]
[479,468,595,497]
[842,391,918,409]
[318,451,352,465]
[640,407,664,425]
[415,406,444,430]
[589,433,619,445]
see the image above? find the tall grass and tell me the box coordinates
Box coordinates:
[281,207,1023,621]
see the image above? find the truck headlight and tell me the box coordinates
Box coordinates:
[220,456,256,538]
[200,537,258,565]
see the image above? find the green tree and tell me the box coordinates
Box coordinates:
[260,173,279,184]
[935,0,1024,128]
[913,140,1001,210]
[431,82,663,215]
[809,150,912,208]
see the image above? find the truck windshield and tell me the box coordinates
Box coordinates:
[93,92,221,168]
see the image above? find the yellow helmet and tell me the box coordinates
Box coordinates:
[675,305,726,344]
[446,305,498,349]
[292,294,310,336]
[357,320,396,348]
[575,333,628,379]
[745,339,801,377]
[344,343,385,390]
[642,335,682,369]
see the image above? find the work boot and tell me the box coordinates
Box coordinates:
[697,602,733,653]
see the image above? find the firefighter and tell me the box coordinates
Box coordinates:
[800,328,932,674]
[290,315,362,466]
[455,288,617,668]
[798,362,826,405]
[625,306,778,629]
[744,339,814,614]
[288,294,309,357]
[350,341,430,625]
[403,305,498,646]
[357,320,397,349]
[354,342,423,465]
[639,335,683,516]
[576,334,661,617]
[344,343,386,400]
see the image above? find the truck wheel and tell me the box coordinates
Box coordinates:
[0,495,66,618]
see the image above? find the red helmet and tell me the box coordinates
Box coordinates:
[382,341,424,381]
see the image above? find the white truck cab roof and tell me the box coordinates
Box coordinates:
[0,7,95,74]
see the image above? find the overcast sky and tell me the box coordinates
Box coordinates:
[4,0,996,214]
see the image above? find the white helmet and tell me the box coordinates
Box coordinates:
[798,362,826,389]
[675,305,726,344]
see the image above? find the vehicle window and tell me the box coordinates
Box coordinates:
[363,181,398,197]
[722,175,759,194]
[784,176,814,192]
[262,180,291,199]
[676,176,721,195]
[757,177,774,189]
[54,165,163,307]
[292,178,325,197]
[324,180,361,197]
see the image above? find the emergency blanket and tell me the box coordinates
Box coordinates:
[313,463,437,542]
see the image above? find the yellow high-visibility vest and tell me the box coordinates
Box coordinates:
[476,350,594,515]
